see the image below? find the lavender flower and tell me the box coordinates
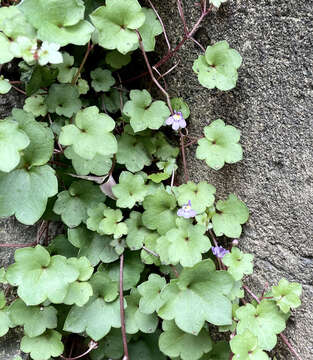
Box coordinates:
[212,246,229,258]
[177,200,197,218]
[165,111,186,131]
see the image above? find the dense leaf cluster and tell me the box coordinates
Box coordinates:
[0,0,302,360]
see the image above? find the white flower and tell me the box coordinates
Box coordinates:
[10,36,37,64]
[37,42,63,66]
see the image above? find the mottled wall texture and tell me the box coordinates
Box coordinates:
[1,0,312,359]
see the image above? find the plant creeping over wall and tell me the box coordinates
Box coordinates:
[0,0,303,359]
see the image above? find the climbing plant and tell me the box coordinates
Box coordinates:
[0,0,303,360]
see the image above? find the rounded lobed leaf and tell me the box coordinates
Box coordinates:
[90,68,115,92]
[271,278,302,313]
[222,247,254,281]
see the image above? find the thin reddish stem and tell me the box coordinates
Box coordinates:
[119,254,129,360]
[136,30,173,113]
[11,84,26,95]
[71,42,94,85]
[279,333,303,360]
[179,131,189,183]
[147,0,171,51]
[60,341,98,360]
[242,285,260,304]
[177,0,188,35]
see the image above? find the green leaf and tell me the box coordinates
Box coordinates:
[63,296,121,341]
[59,106,117,159]
[230,330,270,360]
[105,50,131,70]
[90,270,118,302]
[142,189,177,235]
[90,0,145,54]
[9,299,57,337]
[87,203,128,239]
[236,300,286,350]
[196,119,242,170]
[68,226,119,265]
[90,328,124,360]
[140,233,161,266]
[193,41,242,91]
[103,251,144,290]
[0,268,7,284]
[156,218,211,267]
[6,245,79,305]
[159,320,212,360]
[23,94,48,117]
[209,0,228,8]
[52,52,77,83]
[137,273,167,314]
[0,76,12,94]
[212,194,249,238]
[46,83,82,117]
[151,132,179,161]
[148,171,171,183]
[20,330,64,360]
[158,260,234,334]
[77,78,89,94]
[175,181,216,214]
[128,332,166,360]
[138,8,162,52]
[123,89,170,132]
[0,119,30,172]
[201,341,230,360]
[0,33,14,64]
[12,108,54,166]
[222,248,253,280]
[102,88,128,113]
[0,308,11,336]
[91,68,115,92]
[112,171,148,209]
[0,290,6,309]
[53,180,106,227]
[64,146,112,176]
[126,211,152,250]
[47,234,78,258]
[271,278,302,313]
[170,97,190,119]
[116,133,152,172]
[125,288,158,334]
[0,166,58,225]
[26,65,59,96]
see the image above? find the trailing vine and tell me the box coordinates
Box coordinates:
[0,0,303,360]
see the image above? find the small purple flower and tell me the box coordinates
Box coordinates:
[212,246,229,258]
[177,200,197,218]
[165,111,186,131]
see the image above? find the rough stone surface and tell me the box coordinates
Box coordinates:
[150,0,313,358]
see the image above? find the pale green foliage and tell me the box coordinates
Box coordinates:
[90,328,125,360]
[90,68,115,92]
[20,330,64,360]
[53,52,77,83]
[158,260,234,334]
[126,211,152,250]
[90,0,145,54]
[140,233,161,266]
[59,106,117,159]
[236,300,286,350]
[19,0,94,46]
[271,278,302,313]
[142,189,177,235]
[193,41,242,91]
[159,320,212,360]
[23,95,48,117]
[6,245,79,305]
[0,76,12,94]
[0,33,14,64]
[53,180,106,227]
[112,171,148,208]
[87,203,128,239]
[230,330,270,360]
[9,299,57,337]
[77,78,89,94]
[128,332,166,360]
[196,119,242,170]
[46,84,82,117]
[0,119,29,172]
[210,0,228,8]
[137,273,166,314]
[175,181,216,214]
[123,89,170,132]
[0,307,11,336]
[125,288,159,334]
[68,226,119,265]
[201,341,230,359]
[212,194,249,238]
[64,146,112,176]
[138,8,163,52]
[156,218,211,267]
[223,248,254,280]
[105,50,131,69]
[171,97,190,119]
[116,133,152,172]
